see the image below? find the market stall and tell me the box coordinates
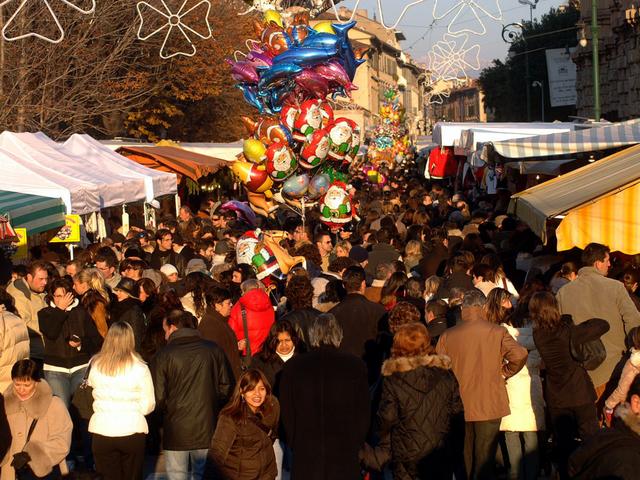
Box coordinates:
[0,190,66,234]
[509,143,640,254]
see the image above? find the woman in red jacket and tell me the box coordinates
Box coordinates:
[228,279,275,365]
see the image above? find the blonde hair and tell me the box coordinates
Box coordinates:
[92,322,142,376]
[334,240,352,256]
[74,268,109,301]
[424,275,442,297]
[404,240,422,258]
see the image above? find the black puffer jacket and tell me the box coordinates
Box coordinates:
[368,353,463,480]
[151,328,234,451]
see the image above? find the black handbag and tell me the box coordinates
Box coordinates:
[570,335,607,371]
[71,363,94,420]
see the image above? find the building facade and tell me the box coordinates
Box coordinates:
[575,0,640,120]
[426,78,488,127]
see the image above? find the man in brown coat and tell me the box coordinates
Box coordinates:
[557,243,640,395]
[436,289,528,480]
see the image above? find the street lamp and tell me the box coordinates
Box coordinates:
[532,80,544,121]
[502,23,531,121]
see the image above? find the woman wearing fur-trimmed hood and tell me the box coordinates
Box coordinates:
[361,323,463,480]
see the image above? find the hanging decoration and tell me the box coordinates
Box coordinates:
[0,0,96,44]
[432,0,503,36]
[227,8,365,232]
[329,0,426,30]
[136,0,212,59]
[427,34,481,81]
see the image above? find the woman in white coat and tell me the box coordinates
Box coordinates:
[88,321,155,480]
[488,289,545,480]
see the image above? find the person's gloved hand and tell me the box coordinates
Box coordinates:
[11,451,31,470]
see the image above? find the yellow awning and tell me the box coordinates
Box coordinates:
[557,180,640,254]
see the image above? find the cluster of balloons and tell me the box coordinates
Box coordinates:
[229,10,365,115]
[367,88,411,169]
[228,8,365,229]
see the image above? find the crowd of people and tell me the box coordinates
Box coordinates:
[1,171,640,480]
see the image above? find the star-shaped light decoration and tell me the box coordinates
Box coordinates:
[433,0,503,36]
[428,89,450,105]
[0,0,96,43]
[427,34,480,82]
[329,0,426,30]
[136,0,212,59]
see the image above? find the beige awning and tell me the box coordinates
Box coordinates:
[508,144,640,244]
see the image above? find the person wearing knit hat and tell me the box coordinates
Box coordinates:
[160,264,179,283]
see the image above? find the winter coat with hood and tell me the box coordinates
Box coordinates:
[1,380,72,480]
[500,323,545,432]
[436,306,528,421]
[557,266,640,388]
[228,288,274,356]
[366,353,463,480]
[0,311,29,393]
[206,398,279,480]
[568,403,640,479]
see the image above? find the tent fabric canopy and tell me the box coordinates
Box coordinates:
[491,119,640,159]
[64,135,177,201]
[0,190,66,234]
[117,146,228,181]
[508,143,640,247]
[432,122,576,147]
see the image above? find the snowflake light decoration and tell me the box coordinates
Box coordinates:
[329,0,426,30]
[428,89,450,105]
[136,0,212,59]
[433,0,503,36]
[427,34,480,82]
[0,0,96,44]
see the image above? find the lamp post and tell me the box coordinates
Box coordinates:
[503,23,531,121]
[591,0,601,121]
[532,80,544,121]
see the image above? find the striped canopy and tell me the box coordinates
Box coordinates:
[492,119,640,159]
[0,191,66,234]
[509,144,640,253]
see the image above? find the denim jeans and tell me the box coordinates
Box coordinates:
[504,431,539,480]
[164,449,208,480]
[464,419,501,480]
[44,367,86,409]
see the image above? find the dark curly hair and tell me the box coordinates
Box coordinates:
[294,242,322,268]
[285,275,314,310]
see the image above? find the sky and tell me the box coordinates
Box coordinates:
[330,0,568,74]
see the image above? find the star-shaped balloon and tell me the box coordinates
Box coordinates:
[428,34,481,82]
[432,0,502,36]
[136,0,212,59]
[0,0,96,43]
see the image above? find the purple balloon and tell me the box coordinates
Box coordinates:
[226,59,259,84]
[246,50,273,68]
[314,61,358,96]
[295,69,329,98]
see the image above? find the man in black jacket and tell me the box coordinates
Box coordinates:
[152,310,233,480]
[569,375,640,479]
[150,229,186,277]
[280,313,370,480]
[330,266,386,383]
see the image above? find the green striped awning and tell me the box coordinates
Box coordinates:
[0,191,66,234]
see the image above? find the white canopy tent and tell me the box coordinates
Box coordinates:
[432,122,578,148]
[0,147,95,214]
[63,134,177,201]
[0,132,144,211]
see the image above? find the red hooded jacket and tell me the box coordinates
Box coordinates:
[228,288,275,356]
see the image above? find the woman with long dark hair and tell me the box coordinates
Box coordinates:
[530,292,609,479]
[206,369,279,480]
[485,288,513,326]
[380,272,407,311]
[180,272,208,324]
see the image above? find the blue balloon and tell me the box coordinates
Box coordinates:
[236,84,263,113]
[300,30,339,50]
[332,21,366,81]
[271,46,338,68]
[257,63,303,91]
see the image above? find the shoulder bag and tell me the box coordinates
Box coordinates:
[71,362,94,420]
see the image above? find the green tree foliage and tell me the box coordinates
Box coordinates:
[478,5,581,122]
